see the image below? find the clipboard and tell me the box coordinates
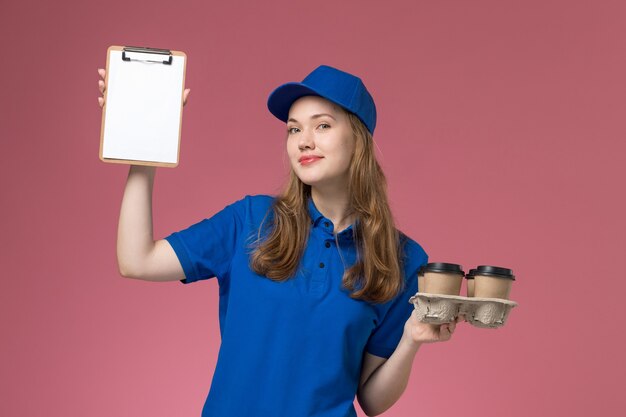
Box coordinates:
[99,45,187,167]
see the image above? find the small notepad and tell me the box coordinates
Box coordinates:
[99,45,187,167]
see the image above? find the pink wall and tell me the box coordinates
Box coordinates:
[2,0,625,416]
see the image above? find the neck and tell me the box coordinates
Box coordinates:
[311,186,354,233]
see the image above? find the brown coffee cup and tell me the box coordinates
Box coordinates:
[465,268,476,297]
[422,263,465,295]
[473,265,515,299]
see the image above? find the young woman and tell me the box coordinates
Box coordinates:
[98,64,460,417]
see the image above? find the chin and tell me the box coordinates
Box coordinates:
[292,171,322,186]
[296,176,321,187]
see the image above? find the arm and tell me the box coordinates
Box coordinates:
[98,67,190,282]
[356,312,460,416]
[116,165,184,281]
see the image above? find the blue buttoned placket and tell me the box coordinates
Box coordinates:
[307,198,357,296]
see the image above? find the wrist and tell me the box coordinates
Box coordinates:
[129,164,156,177]
[398,332,422,354]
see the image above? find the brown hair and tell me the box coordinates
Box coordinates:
[249,112,405,303]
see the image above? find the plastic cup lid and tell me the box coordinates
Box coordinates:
[475,265,515,280]
[465,268,477,279]
[422,262,465,276]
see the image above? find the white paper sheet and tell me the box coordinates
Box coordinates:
[102,49,185,164]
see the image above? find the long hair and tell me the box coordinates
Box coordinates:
[249,112,405,303]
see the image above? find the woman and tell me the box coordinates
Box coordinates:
[98,64,460,417]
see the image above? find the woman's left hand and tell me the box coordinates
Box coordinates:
[403,310,464,345]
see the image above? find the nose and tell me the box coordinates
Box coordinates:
[298,127,315,150]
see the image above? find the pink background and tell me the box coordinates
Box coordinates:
[1,0,625,416]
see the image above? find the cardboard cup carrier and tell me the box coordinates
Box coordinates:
[410,263,518,329]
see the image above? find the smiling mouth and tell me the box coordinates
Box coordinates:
[299,156,322,165]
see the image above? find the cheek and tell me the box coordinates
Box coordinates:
[286,141,301,169]
[340,141,356,164]
[286,139,298,157]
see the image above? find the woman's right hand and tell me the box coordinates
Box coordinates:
[97,68,191,108]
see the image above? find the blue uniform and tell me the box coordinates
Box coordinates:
[164,194,428,417]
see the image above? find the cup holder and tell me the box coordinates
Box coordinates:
[408,293,518,329]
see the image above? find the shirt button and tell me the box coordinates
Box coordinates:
[324,221,330,227]
[325,242,331,248]
[319,262,325,268]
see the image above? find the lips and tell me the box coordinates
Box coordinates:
[299,155,323,164]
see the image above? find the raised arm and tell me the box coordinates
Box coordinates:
[116,166,184,281]
[98,68,191,281]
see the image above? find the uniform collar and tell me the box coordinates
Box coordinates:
[307,197,325,227]
[307,197,355,241]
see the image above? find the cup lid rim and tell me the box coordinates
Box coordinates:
[423,262,465,275]
[475,265,515,280]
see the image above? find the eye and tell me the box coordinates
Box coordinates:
[318,123,331,130]
[287,127,300,134]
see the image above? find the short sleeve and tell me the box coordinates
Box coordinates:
[164,196,249,284]
[365,236,428,358]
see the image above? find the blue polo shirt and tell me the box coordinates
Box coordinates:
[164,194,427,417]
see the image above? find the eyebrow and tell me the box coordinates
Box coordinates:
[287,113,336,123]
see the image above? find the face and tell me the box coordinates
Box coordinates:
[286,96,355,190]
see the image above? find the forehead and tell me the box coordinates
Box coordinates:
[288,95,344,119]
